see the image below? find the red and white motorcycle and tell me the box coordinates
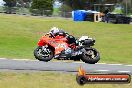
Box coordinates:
[34,33,100,64]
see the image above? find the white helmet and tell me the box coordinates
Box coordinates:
[49,27,59,36]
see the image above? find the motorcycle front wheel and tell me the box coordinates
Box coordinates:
[34,46,54,62]
[81,48,100,64]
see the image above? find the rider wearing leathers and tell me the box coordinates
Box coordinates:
[49,27,78,46]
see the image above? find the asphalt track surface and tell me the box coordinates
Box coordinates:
[0,58,132,74]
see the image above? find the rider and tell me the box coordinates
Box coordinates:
[49,27,78,46]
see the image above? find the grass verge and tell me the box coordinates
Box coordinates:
[0,72,131,88]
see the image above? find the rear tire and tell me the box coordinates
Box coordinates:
[81,48,100,64]
[34,46,54,62]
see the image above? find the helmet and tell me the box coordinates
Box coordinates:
[49,27,59,36]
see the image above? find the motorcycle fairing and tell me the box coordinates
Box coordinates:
[38,35,69,55]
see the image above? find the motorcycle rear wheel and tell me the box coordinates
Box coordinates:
[81,48,100,64]
[34,46,54,62]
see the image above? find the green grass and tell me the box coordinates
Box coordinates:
[0,14,132,64]
[0,72,131,88]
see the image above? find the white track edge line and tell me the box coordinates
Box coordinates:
[96,70,109,72]
[0,58,6,59]
[12,59,38,61]
[96,63,107,64]
[107,64,123,65]
[118,71,131,73]
[125,65,132,67]
[73,62,84,63]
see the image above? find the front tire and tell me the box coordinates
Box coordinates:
[81,48,100,64]
[34,46,54,62]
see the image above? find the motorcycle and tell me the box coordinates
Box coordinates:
[34,33,100,64]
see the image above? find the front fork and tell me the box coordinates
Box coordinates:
[41,45,51,53]
[42,45,48,51]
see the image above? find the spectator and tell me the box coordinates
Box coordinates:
[104,9,110,23]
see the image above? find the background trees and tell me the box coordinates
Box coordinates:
[59,0,132,15]
[3,0,16,7]
[2,0,132,15]
[3,0,17,13]
[30,0,53,16]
